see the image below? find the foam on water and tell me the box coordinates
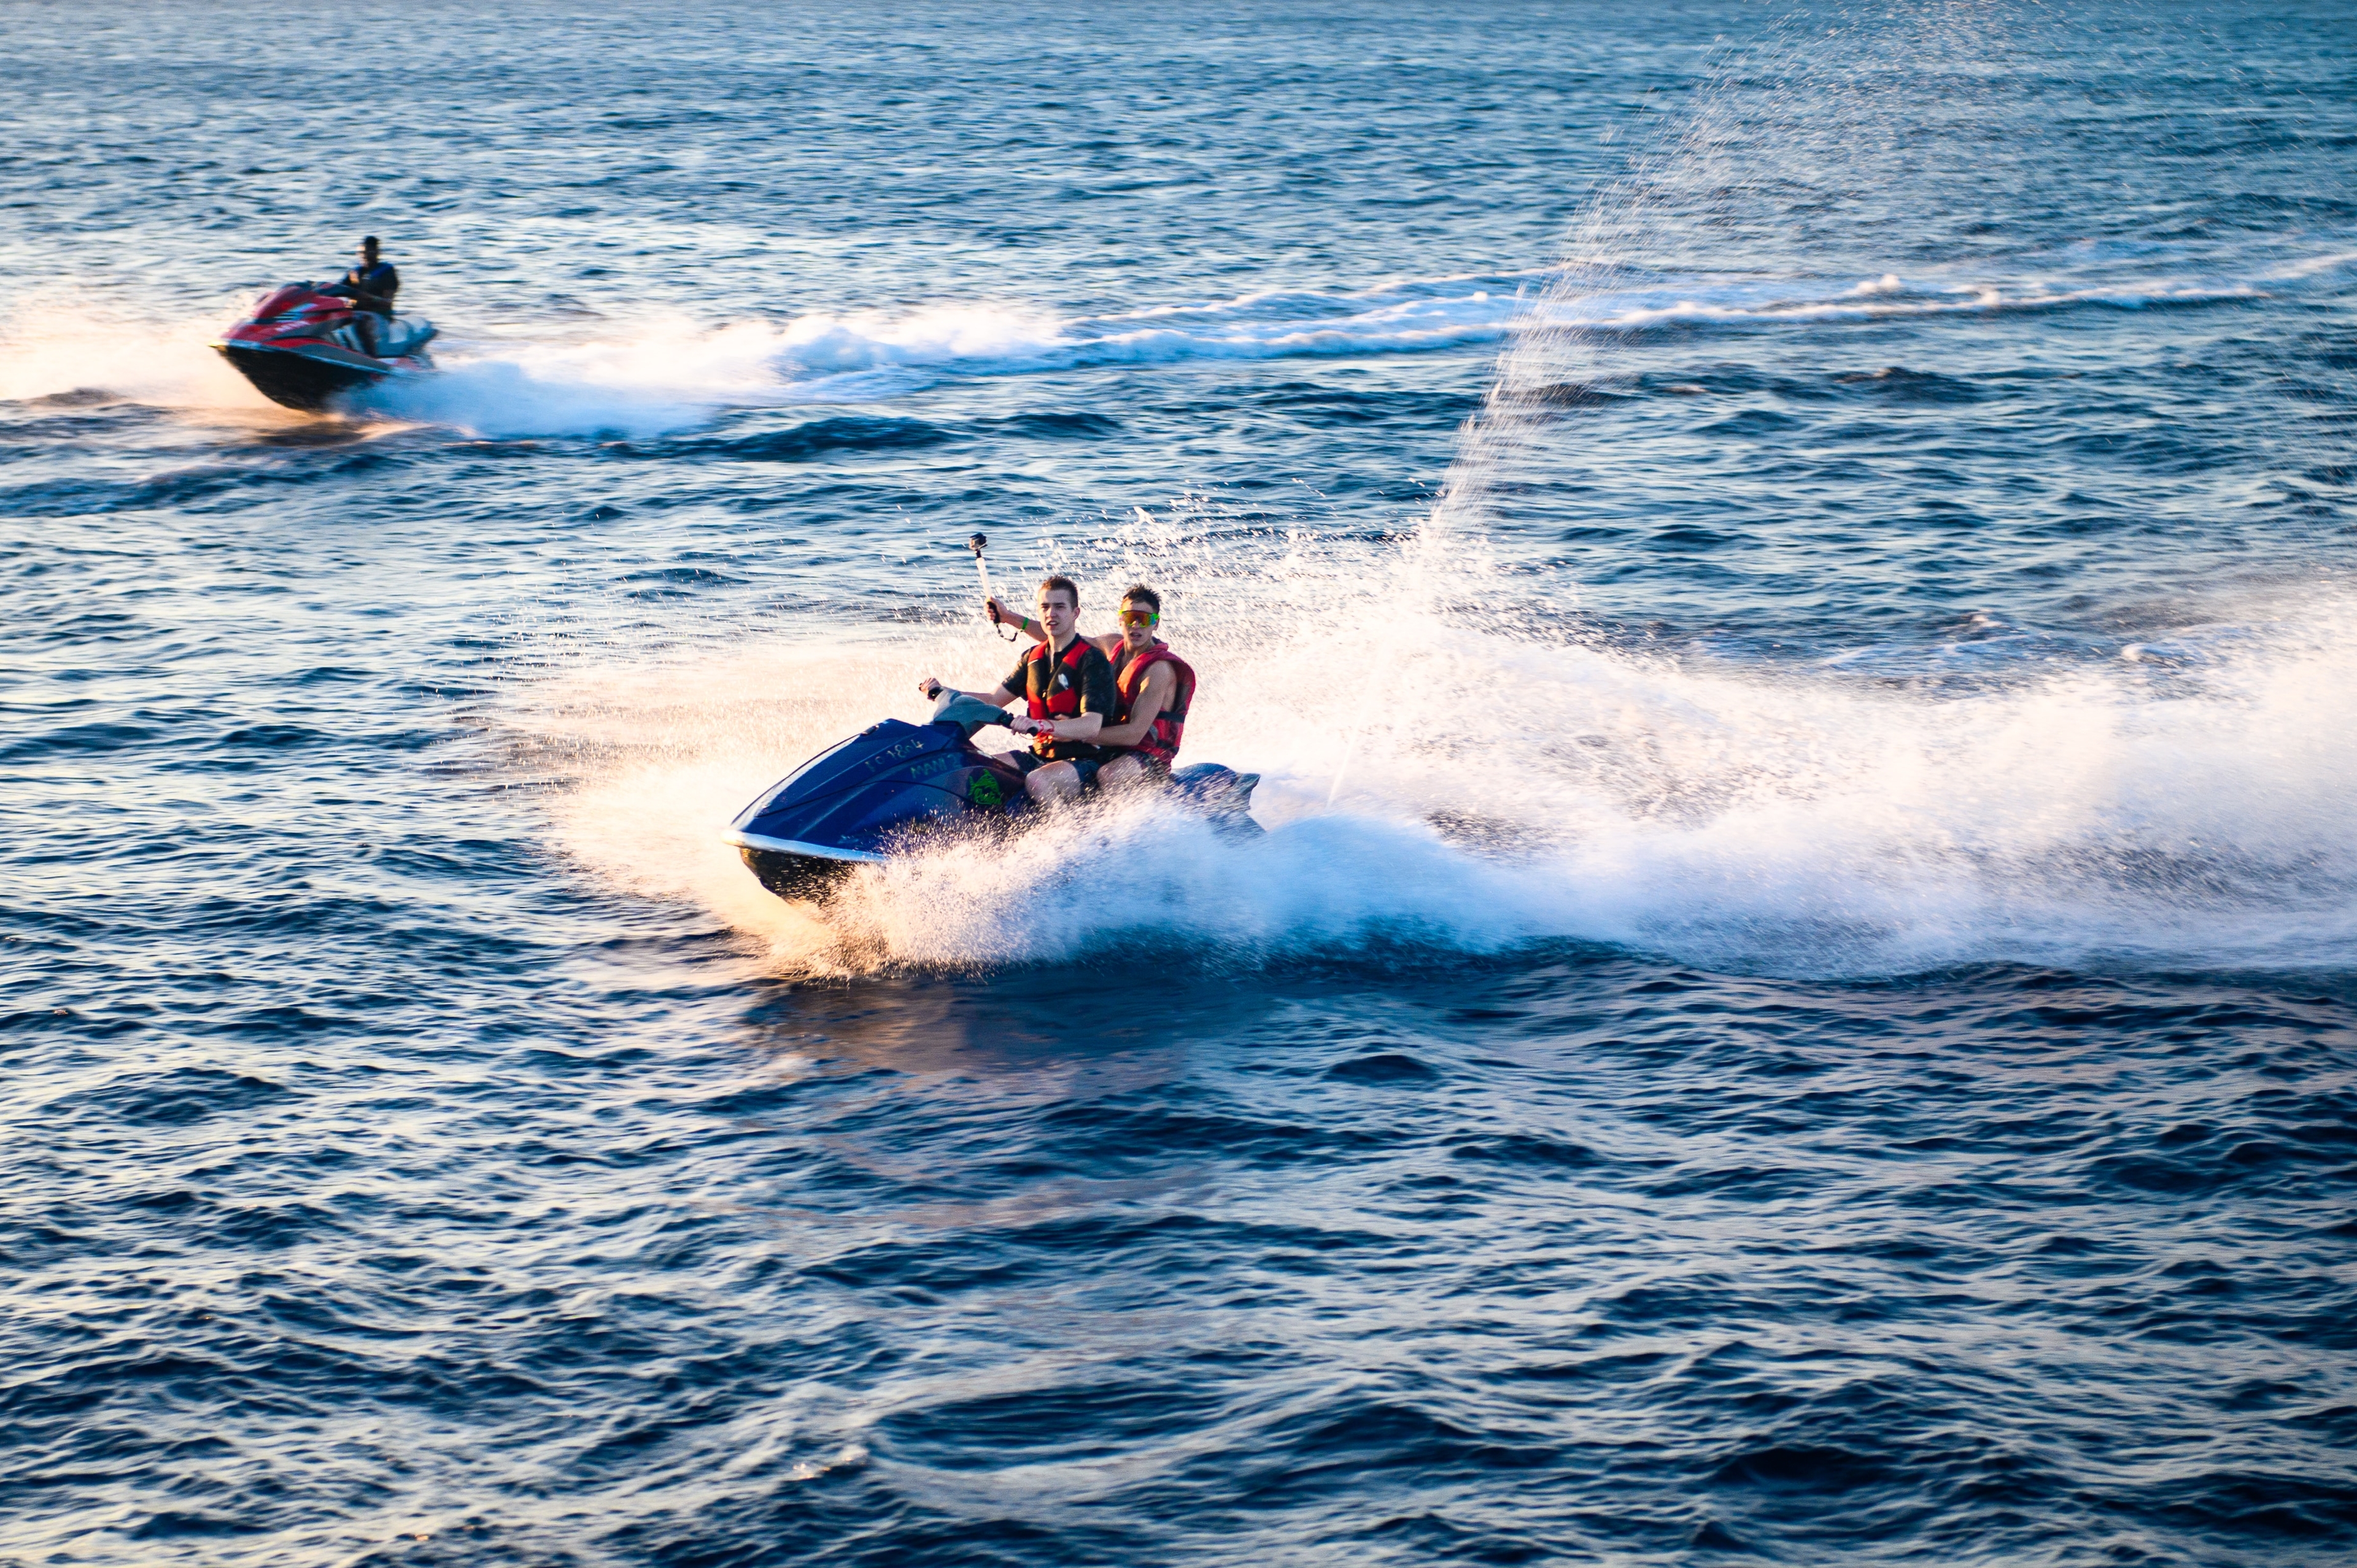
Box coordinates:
[346,258,2334,439]
[4,252,2318,439]
[1531,271,2264,332]
[366,284,1527,434]
[529,547,2357,981]
[0,299,282,414]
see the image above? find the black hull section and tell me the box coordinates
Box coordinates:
[739,846,862,903]
[216,344,393,413]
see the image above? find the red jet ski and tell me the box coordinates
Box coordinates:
[211,284,437,412]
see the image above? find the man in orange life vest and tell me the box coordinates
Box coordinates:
[987,582,1194,790]
[919,574,1118,803]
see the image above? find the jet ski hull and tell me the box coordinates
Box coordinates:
[214,342,409,412]
[730,832,886,902]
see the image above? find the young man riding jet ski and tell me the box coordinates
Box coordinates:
[319,236,401,356]
[919,575,1117,804]
[986,583,1194,791]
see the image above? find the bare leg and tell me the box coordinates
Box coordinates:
[1023,760,1083,803]
[1097,753,1151,792]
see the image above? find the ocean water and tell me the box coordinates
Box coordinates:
[5,1,2356,1562]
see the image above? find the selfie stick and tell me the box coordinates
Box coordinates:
[970,533,1016,641]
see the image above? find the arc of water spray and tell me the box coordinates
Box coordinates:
[1323,479,1476,809]
[1325,281,1536,811]
[1319,13,1823,811]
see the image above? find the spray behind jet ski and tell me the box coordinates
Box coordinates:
[726,547,1260,904]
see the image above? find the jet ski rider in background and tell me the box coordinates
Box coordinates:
[320,235,400,355]
[988,582,1194,790]
[919,574,1116,803]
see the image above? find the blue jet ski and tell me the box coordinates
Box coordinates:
[726,693,1261,902]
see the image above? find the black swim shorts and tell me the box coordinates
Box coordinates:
[1010,752,1102,789]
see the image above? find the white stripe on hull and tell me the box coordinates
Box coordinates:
[724,830,888,864]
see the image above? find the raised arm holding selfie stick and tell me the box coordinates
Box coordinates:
[970,533,1018,642]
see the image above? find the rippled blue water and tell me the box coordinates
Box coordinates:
[6,2,2357,1562]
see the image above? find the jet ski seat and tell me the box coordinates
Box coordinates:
[374,318,438,359]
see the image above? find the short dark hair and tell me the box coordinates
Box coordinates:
[1120,584,1161,614]
[1037,574,1079,609]
[362,235,379,248]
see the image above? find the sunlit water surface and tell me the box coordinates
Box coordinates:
[4,1,2356,1563]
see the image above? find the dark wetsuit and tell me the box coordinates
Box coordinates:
[331,259,400,315]
[325,260,400,354]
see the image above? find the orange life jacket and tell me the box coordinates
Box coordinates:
[1112,641,1194,767]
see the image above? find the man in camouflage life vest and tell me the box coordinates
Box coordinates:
[986,582,1195,790]
[919,575,1116,803]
